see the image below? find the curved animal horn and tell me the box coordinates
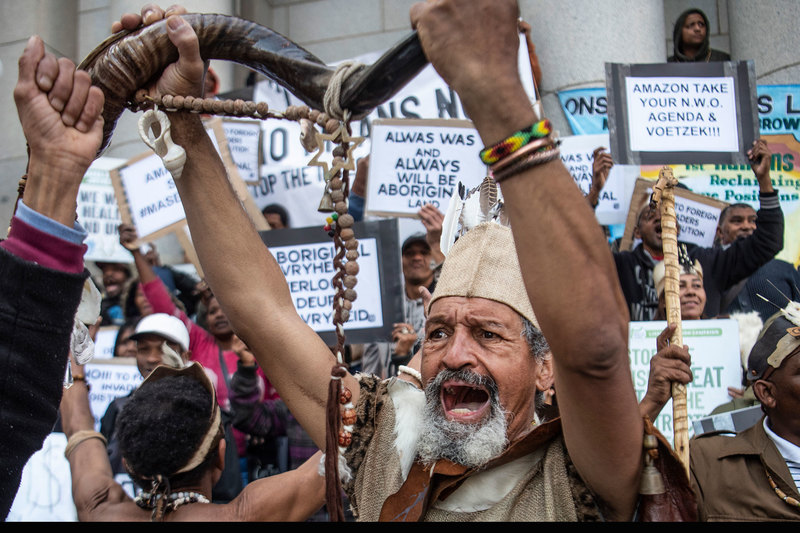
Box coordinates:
[78,13,428,158]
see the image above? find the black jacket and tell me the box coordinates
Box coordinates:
[0,247,87,519]
[613,192,784,321]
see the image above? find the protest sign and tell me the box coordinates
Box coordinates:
[78,157,133,263]
[250,162,328,228]
[756,84,800,141]
[639,134,800,266]
[220,118,262,185]
[366,119,485,217]
[247,33,537,227]
[85,357,143,432]
[260,218,403,345]
[619,177,728,250]
[558,133,639,226]
[558,87,609,135]
[557,84,800,266]
[7,358,142,521]
[206,118,270,231]
[628,319,742,445]
[111,151,188,242]
[605,61,758,165]
[93,325,119,360]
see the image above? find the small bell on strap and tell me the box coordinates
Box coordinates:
[639,433,666,495]
[318,185,335,213]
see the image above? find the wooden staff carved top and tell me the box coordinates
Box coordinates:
[650,166,690,477]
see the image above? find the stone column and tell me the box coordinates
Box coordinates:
[519,0,667,136]
[0,0,79,228]
[728,0,800,83]
[99,0,236,163]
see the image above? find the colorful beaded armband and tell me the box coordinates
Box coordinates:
[491,144,561,184]
[479,119,552,165]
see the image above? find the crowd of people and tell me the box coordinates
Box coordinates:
[2,0,799,523]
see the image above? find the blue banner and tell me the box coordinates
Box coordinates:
[559,84,800,141]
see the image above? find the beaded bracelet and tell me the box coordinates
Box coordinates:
[72,374,91,392]
[479,119,552,165]
[492,145,561,184]
[489,136,553,174]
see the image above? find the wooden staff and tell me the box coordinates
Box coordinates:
[649,166,690,476]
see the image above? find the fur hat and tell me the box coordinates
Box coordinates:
[746,302,800,382]
[728,311,764,372]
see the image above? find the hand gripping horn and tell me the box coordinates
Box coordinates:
[78,13,428,158]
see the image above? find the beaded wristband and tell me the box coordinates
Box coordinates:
[492,145,561,184]
[479,119,552,165]
[490,136,553,174]
[64,430,107,459]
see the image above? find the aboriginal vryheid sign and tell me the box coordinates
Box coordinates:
[606,61,758,166]
[366,119,487,218]
[260,218,403,345]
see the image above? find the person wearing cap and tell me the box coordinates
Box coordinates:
[689,305,800,521]
[59,357,326,521]
[99,313,193,477]
[361,224,442,379]
[118,221,271,485]
[115,1,698,521]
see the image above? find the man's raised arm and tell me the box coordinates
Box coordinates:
[112,5,355,450]
[410,0,642,520]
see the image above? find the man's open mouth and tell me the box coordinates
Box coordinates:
[440,379,491,422]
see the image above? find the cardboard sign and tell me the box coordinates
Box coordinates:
[628,319,742,445]
[366,119,485,217]
[85,357,143,432]
[606,61,758,165]
[557,133,639,226]
[619,177,729,250]
[109,118,268,274]
[78,157,134,263]
[112,151,188,240]
[260,218,403,345]
[246,32,537,227]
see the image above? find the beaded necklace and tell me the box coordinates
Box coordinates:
[765,466,800,509]
[134,490,210,512]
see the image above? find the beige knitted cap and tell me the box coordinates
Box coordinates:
[428,222,539,328]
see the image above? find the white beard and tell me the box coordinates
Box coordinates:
[415,371,509,469]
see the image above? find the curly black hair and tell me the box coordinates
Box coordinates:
[116,374,221,489]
